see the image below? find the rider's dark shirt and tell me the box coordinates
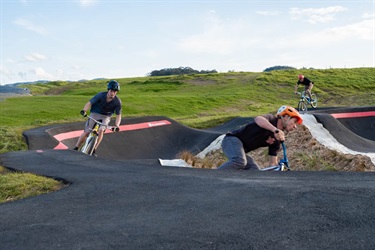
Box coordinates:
[227,114,280,156]
[90,92,122,116]
[297,77,313,86]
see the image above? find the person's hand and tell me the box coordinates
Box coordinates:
[80,110,87,117]
[274,129,285,141]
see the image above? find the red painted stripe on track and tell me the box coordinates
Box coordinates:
[331,111,375,118]
[54,142,69,150]
[53,119,171,149]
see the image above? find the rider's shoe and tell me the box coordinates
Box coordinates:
[92,149,97,157]
[73,146,78,151]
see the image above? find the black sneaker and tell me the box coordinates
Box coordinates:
[92,149,97,157]
[73,147,79,151]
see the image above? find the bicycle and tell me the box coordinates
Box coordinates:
[296,91,318,112]
[79,116,119,155]
[259,142,290,171]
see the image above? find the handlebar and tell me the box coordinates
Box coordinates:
[87,116,120,132]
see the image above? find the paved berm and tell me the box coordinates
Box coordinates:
[0,107,374,249]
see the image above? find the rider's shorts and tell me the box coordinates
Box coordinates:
[84,112,111,133]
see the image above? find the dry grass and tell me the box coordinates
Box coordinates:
[178,150,226,169]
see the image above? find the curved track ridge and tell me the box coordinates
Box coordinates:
[302,114,375,164]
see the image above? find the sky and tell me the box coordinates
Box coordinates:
[0,0,374,85]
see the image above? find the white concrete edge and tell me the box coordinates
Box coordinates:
[158,158,192,168]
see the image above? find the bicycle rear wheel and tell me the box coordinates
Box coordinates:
[310,93,318,108]
[298,100,307,112]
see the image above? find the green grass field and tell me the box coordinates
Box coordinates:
[0,67,374,202]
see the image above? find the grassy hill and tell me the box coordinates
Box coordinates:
[0,67,374,202]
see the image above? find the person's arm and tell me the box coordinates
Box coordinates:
[80,101,92,116]
[254,116,285,141]
[115,114,121,127]
[294,83,299,94]
[83,101,92,112]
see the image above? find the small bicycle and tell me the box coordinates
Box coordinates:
[296,91,318,112]
[260,142,290,171]
[79,116,119,155]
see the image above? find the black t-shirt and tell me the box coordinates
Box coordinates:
[90,92,122,116]
[227,114,280,156]
[297,77,313,86]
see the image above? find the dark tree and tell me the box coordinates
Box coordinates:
[263,66,296,72]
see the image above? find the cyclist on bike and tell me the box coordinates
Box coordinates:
[294,74,314,102]
[217,106,302,170]
[73,80,122,155]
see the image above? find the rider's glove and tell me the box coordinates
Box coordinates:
[80,110,87,117]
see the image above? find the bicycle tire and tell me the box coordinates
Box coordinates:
[298,100,307,112]
[81,135,97,155]
[87,136,97,155]
[310,93,318,108]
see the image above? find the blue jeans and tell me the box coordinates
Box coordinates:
[217,135,260,170]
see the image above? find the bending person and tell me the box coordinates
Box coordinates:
[217,106,302,170]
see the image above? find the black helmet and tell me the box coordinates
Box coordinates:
[107,80,120,91]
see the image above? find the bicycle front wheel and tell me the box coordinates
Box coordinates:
[81,135,97,155]
[298,100,307,112]
[310,93,318,108]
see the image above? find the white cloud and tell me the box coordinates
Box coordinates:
[24,53,47,62]
[178,12,258,55]
[362,12,375,19]
[20,0,28,5]
[32,67,55,80]
[290,6,348,24]
[327,19,374,41]
[0,64,11,75]
[299,19,375,46]
[13,18,48,35]
[18,71,27,79]
[79,0,98,7]
[256,10,280,16]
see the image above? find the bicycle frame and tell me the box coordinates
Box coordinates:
[297,91,317,112]
[260,142,290,171]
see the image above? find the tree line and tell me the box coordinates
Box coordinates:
[148,67,217,76]
[148,65,311,76]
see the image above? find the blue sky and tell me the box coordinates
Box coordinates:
[1,0,374,85]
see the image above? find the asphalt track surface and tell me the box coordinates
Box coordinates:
[1,107,374,249]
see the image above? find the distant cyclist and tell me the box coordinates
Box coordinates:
[73,80,122,155]
[217,106,303,170]
[294,74,314,102]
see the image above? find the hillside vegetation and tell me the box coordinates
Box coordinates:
[1,67,374,153]
[2,68,375,128]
